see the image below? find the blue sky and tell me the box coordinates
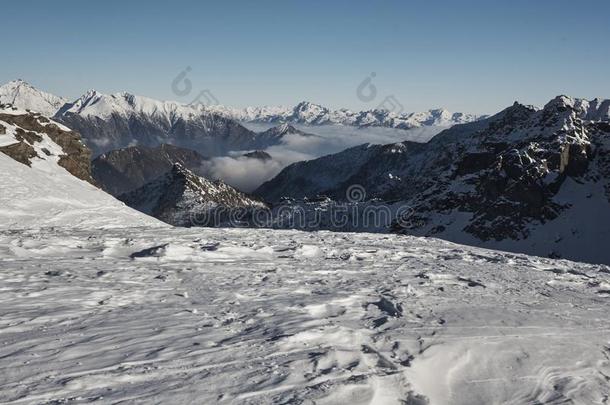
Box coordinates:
[3,0,610,114]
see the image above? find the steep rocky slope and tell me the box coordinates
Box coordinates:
[120,163,267,226]
[92,144,208,196]
[0,104,93,183]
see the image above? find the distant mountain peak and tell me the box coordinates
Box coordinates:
[0,80,67,117]
[242,150,272,161]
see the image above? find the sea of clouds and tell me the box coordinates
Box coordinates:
[202,124,445,192]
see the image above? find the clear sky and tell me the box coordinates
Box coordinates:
[3,0,610,115]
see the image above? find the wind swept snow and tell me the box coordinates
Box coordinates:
[0,227,608,404]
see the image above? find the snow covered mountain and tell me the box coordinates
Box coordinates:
[206,101,481,129]
[0,81,476,164]
[0,79,67,117]
[0,81,310,157]
[120,163,267,226]
[0,104,161,229]
[54,90,282,157]
[92,144,208,196]
[256,96,610,265]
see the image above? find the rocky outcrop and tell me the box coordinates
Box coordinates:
[0,140,38,167]
[0,110,94,183]
[242,150,272,161]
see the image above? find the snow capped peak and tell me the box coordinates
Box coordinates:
[57,90,209,120]
[537,95,610,122]
[289,101,331,124]
[543,95,576,111]
[258,123,315,140]
[4,79,40,91]
[7,79,31,87]
[67,89,100,105]
[0,80,67,117]
[294,101,326,111]
[272,122,302,134]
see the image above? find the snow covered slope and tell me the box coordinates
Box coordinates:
[0,106,163,230]
[0,226,608,404]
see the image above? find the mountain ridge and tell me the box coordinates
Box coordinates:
[92,144,209,196]
[254,95,610,264]
[205,100,483,129]
[0,80,67,117]
[120,163,267,227]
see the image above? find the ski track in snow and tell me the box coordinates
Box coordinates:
[0,227,609,404]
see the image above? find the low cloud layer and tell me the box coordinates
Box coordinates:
[204,124,445,192]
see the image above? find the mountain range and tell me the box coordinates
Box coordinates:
[0,80,480,157]
[89,123,308,196]
[255,96,610,264]
[206,101,481,129]
[3,79,610,264]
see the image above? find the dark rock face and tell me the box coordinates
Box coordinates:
[255,143,387,203]
[92,144,208,196]
[391,97,606,242]
[242,150,272,161]
[0,112,94,183]
[456,152,497,176]
[119,163,267,227]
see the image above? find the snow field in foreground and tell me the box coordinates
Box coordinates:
[0,227,609,404]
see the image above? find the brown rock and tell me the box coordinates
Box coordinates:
[0,141,39,166]
[0,113,94,184]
